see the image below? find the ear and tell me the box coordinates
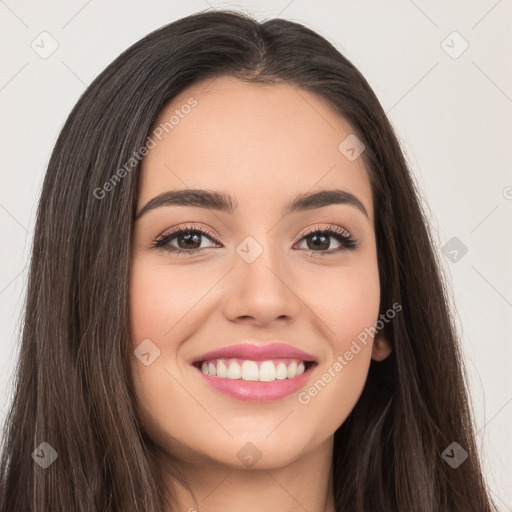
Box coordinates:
[371,328,392,361]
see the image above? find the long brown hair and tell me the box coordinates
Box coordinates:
[0,10,496,511]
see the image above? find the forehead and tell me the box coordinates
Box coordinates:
[138,76,373,222]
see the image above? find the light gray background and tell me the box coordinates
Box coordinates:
[0,0,510,509]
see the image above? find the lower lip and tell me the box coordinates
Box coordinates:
[193,364,316,402]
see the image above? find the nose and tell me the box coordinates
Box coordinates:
[221,242,301,327]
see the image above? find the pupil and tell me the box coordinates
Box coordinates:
[179,232,200,249]
[309,234,329,250]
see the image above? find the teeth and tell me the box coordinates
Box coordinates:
[216,359,228,378]
[241,360,259,381]
[198,358,310,382]
[227,361,242,379]
[259,361,275,382]
[287,361,297,378]
[276,362,288,380]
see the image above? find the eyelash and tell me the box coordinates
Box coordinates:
[151,223,358,256]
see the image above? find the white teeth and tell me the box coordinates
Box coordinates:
[276,362,288,380]
[259,361,276,382]
[241,360,259,381]
[216,359,228,378]
[227,361,242,379]
[199,358,311,382]
[287,361,297,379]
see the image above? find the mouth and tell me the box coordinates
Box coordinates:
[189,341,319,402]
[192,358,317,382]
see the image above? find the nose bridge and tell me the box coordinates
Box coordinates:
[223,231,300,323]
[235,231,288,290]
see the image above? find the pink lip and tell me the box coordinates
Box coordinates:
[194,366,316,402]
[191,342,317,365]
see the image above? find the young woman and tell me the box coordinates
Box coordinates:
[0,10,496,512]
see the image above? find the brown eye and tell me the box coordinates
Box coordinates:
[174,231,202,250]
[304,232,332,251]
[153,224,220,255]
[295,227,358,255]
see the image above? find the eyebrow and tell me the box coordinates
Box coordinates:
[135,188,369,221]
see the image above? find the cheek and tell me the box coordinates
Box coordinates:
[128,259,193,406]
[129,258,211,346]
[300,261,380,352]
[297,338,372,438]
[289,260,380,432]
[128,258,200,448]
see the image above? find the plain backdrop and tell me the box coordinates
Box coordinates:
[0,0,511,509]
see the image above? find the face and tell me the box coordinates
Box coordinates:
[129,76,390,472]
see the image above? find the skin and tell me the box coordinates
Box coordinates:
[129,76,392,512]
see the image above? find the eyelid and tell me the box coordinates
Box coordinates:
[296,223,352,241]
[154,223,220,245]
[154,222,353,245]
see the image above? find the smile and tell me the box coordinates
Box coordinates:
[194,358,316,382]
[190,341,318,401]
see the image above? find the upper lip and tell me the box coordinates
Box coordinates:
[191,342,318,365]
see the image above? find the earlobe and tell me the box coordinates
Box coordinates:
[371,330,392,361]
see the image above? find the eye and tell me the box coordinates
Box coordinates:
[294,225,358,255]
[152,223,220,255]
[151,223,358,256]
